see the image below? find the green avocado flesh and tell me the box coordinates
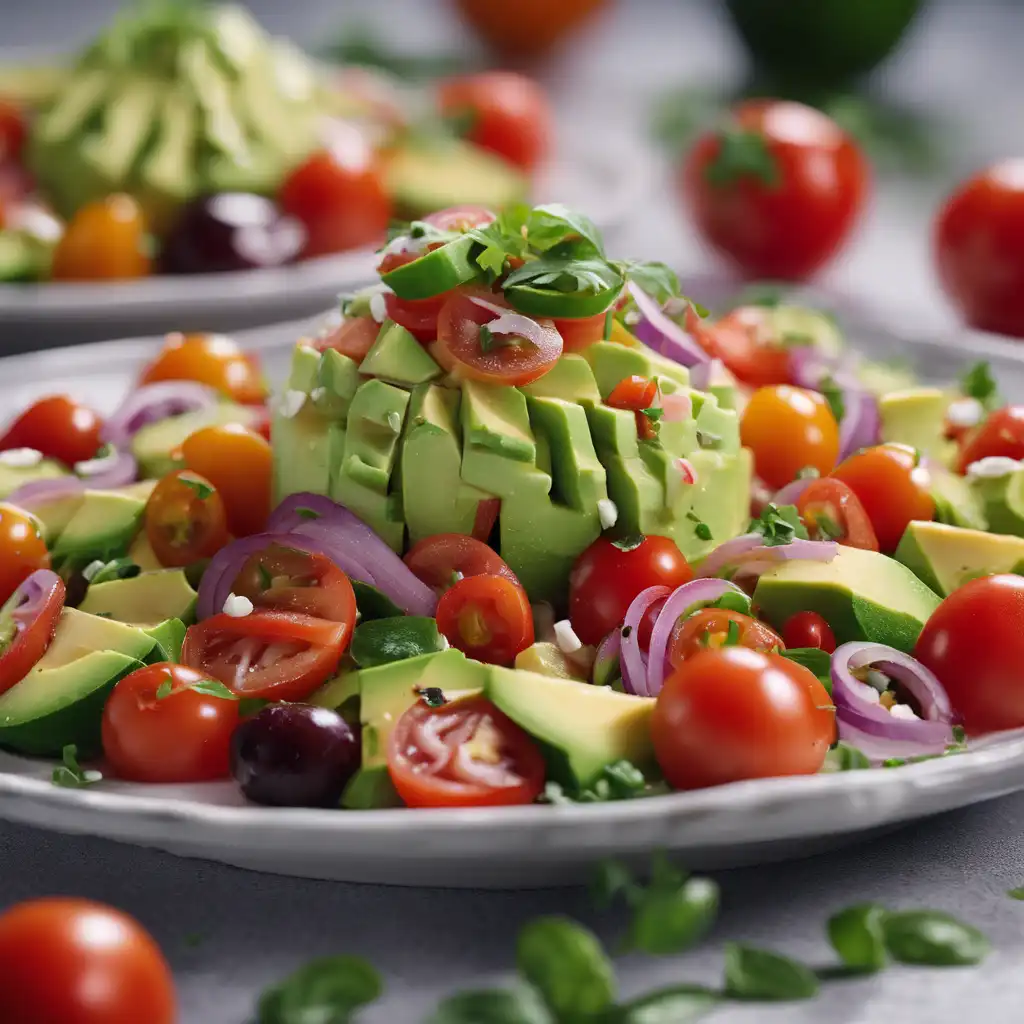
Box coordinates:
[78,570,198,626]
[273,324,751,604]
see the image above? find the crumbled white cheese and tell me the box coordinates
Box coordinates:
[277,389,306,419]
[889,703,919,721]
[554,619,582,654]
[437,633,449,651]
[0,448,42,468]
[946,397,984,429]
[623,310,641,326]
[597,498,619,530]
[74,454,111,476]
[223,593,254,617]
[966,456,1023,481]
[387,411,402,433]
[81,560,106,582]
[369,291,388,324]
[309,387,326,403]
[860,686,881,705]
[82,769,103,783]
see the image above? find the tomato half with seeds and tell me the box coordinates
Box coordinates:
[553,312,607,352]
[689,305,792,388]
[387,694,546,808]
[434,289,562,386]
[139,332,267,403]
[435,574,534,666]
[144,470,229,568]
[0,504,50,605]
[0,570,64,696]
[795,477,879,551]
[404,533,518,592]
[314,317,380,359]
[957,405,1024,473]
[181,611,348,702]
[666,609,783,670]
[1,395,103,467]
[782,611,836,653]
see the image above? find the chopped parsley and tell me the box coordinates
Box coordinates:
[417,687,447,708]
[52,744,101,788]
[477,324,496,352]
[156,680,173,700]
[87,558,141,585]
[687,509,713,541]
[748,503,808,546]
[540,760,651,805]
[814,512,845,541]
[724,619,741,646]
[156,678,237,701]
[820,375,846,424]
[615,259,680,304]
[640,406,664,422]
[960,360,1001,411]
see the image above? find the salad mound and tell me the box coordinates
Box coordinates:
[1,201,1024,811]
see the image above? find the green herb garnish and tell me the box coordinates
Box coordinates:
[797,465,821,480]
[748,503,808,546]
[52,744,101,788]
[418,687,447,708]
[88,557,141,585]
[813,512,844,541]
[257,563,273,590]
[823,743,872,772]
[640,406,664,422]
[820,374,846,424]
[882,910,989,966]
[616,259,680,304]
[294,507,320,520]
[1008,887,1024,901]
[189,679,239,701]
[695,429,721,450]
[828,903,889,972]
[257,955,382,1024]
[960,361,1001,411]
[156,680,173,700]
[780,648,833,693]
[724,619,741,646]
[180,474,214,500]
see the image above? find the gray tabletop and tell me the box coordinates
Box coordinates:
[3,2,1024,1022]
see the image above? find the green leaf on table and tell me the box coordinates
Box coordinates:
[627,875,720,956]
[257,955,382,1023]
[827,903,889,972]
[1008,887,1024,901]
[51,743,102,789]
[723,943,819,1001]
[592,859,640,910]
[881,910,989,966]
[426,987,554,1024]
[604,985,721,1024]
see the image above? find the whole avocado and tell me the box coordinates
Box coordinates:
[724,0,926,87]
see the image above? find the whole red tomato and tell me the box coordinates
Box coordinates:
[682,99,869,280]
[934,161,1024,338]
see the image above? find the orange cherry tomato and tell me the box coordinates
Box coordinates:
[831,443,935,553]
[0,394,103,466]
[139,332,268,404]
[0,570,64,696]
[689,305,792,388]
[782,611,837,653]
[51,194,151,282]
[404,533,519,592]
[180,424,271,537]
[435,574,534,666]
[144,470,229,568]
[795,477,879,551]
[666,608,784,670]
[552,312,607,352]
[453,0,609,59]
[102,663,240,783]
[0,504,49,604]
[957,405,1024,473]
[740,385,840,490]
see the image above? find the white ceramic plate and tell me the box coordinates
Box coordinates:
[2,309,1023,889]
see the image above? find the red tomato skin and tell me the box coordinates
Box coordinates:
[782,611,837,653]
[683,100,868,280]
[551,313,607,352]
[914,574,1024,735]
[957,405,1024,472]
[0,504,51,605]
[796,477,880,551]
[0,395,103,467]
[0,573,64,696]
[404,533,518,591]
[0,898,176,1024]
[435,574,534,666]
[935,161,1024,339]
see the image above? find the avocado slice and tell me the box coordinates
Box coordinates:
[127,531,164,573]
[514,642,588,681]
[879,387,957,467]
[51,491,147,570]
[754,545,941,653]
[79,569,198,626]
[359,321,441,387]
[272,405,339,506]
[581,340,690,400]
[972,467,1024,539]
[931,465,987,532]
[136,88,199,233]
[132,403,257,479]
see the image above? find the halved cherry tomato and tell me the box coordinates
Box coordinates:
[553,312,607,353]
[404,533,518,592]
[380,257,447,343]
[666,609,784,670]
[387,694,546,808]
[437,72,552,172]
[51,194,152,281]
[139,332,267,403]
[0,101,27,163]
[831,443,934,553]
[957,405,1024,473]
[795,477,879,551]
[313,317,380,360]
[145,470,229,568]
[782,610,837,653]
[606,374,660,440]
[689,305,792,388]
[181,424,272,537]
[0,898,176,1024]
[434,289,562,386]
[101,663,240,783]
[181,611,348,702]
[435,574,534,666]
[423,205,496,232]
[1,395,103,466]
[569,535,694,647]
[0,504,49,605]
[230,545,358,627]
[0,570,64,696]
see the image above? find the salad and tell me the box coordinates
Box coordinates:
[1,199,1023,812]
[0,3,549,283]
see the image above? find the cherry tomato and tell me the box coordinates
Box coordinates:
[144,470,229,568]
[1,395,103,467]
[0,897,176,1024]
[740,385,840,490]
[0,505,49,605]
[139,332,267,404]
[181,424,272,537]
[796,477,879,551]
[375,253,447,343]
[957,405,1024,473]
[934,161,1024,338]
[915,574,1024,735]
[688,305,792,388]
[831,443,934,553]
[552,312,607,352]
[181,611,348,702]
[652,647,834,789]
[453,0,609,59]
[102,663,240,783]
[472,497,501,542]
[0,570,64,696]
[435,574,534,666]
[313,317,380,359]
[434,289,562,386]
[569,535,694,647]
[404,533,518,591]
[279,138,391,258]
[438,72,551,172]
[422,205,496,232]
[229,545,358,626]
[0,101,27,163]
[667,609,784,669]
[781,610,836,653]
[50,194,151,282]
[387,694,546,808]
[682,100,868,280]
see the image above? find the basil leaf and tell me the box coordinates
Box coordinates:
[257,955,381,1023]
[504,256,623,297]
[780,648,832,684]
[723,944,819,1001]
[882,910,989,966]
[820,375,846,424]
[618,260,680,304]
[827,903,889,971]
[592,860,639,911]
[516,917,616,1017]
[188,679,239,701]
[51,743,101,789]
[822,743,871,772]
[628,876,719,956]
[527,203,604,256]
[602,985,720,1024]
[426,987,553,1024]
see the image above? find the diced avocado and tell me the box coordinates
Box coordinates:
[132,403,256,479]
[51,491,146,569]
[287,342,323,394]
[273,405,338,505]
[359,321,441,386]
[520,354,602,405]
[858,359,918,396]
[316,348,362,421]
[460,380,536,469]
[879,388,957,467]
[79,569,197,626]
[515,642,587,681]
[972,467,1024,538]
[385,139,527,219]
[931,465,986,532]
[143,618,187,662]
[754,546,941,653]
[895,521,1024,597]
[25,493,84,547]
[581,340,690,399]
[487,666,656,790]
[0,455,68,501]
[0,230,50,283]
[136,88,198,231]
[117,479,158,503]
[0,607,158,757]
[127,531,163,573]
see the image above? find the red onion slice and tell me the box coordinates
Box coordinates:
[102,382,220,447]
[6,569,63,635]
[75,447,138,489]
[468,296,551,348]
[627,283,709,369]
[619,586,671,697]
[697,534,838,580]
[838,388,881,460]
[772,477,815,507]
[6,477,86,511]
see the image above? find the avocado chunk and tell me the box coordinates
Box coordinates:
[127,531,164,573]
[487,666,656,790]
[753,545,941,653]
[515,642,588,681]
[132,403,257,479]
[0,454,68,501]
[879,387,957,467]
[972,466,1024,538]
[581,341,690,400]
[316,348,363,420]
[79,569,197,626]
[895,520,1024,596]
[0,230,52,282]
[931,465,986,532]
[359,321,441,386]
[520,354,602,405]
[51,491,146,570]
[273,404,339,505]
[143,618,187,662]
[0,608,157,757]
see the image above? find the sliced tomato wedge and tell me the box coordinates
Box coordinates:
[687,306,791,388]
[314,317,380,359]
[404,533,518,591]
[0,570,64,696]
[435,574,534,666]
[552,312,607,353]
[796,477,879,551]
[181,611,348,702]
[387,694,546,808]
